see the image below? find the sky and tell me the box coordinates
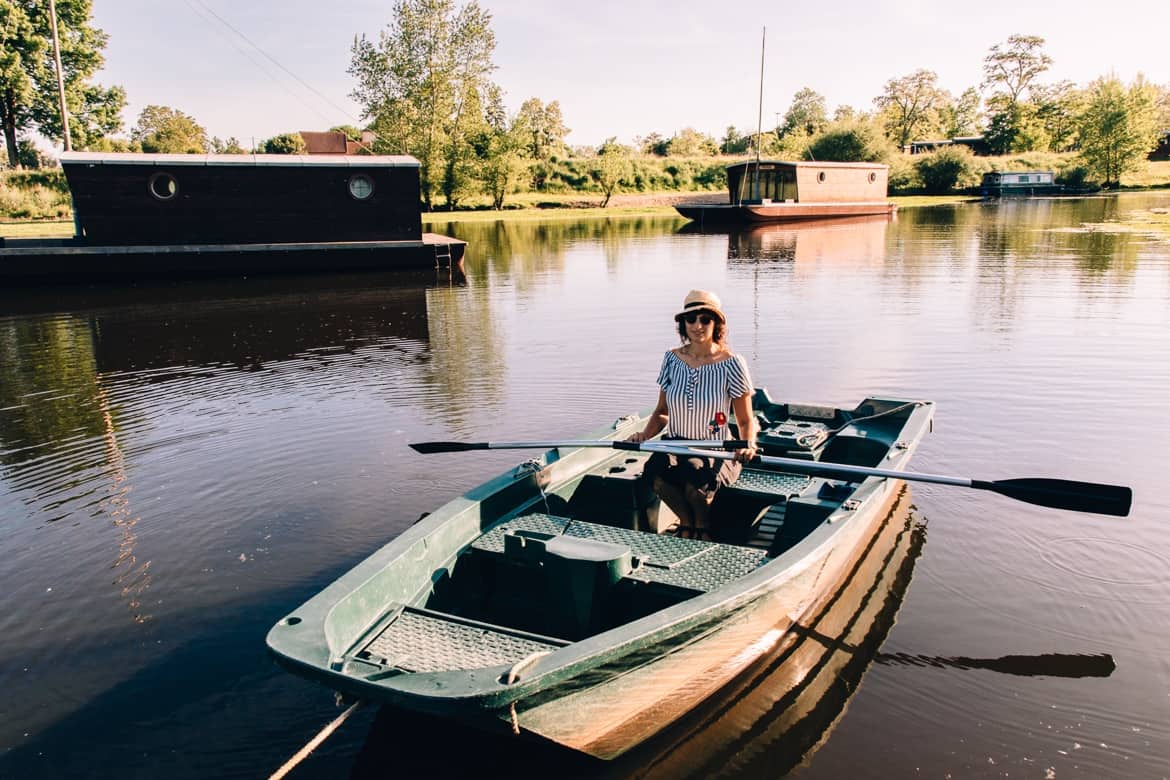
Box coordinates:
[85,0,1170,150]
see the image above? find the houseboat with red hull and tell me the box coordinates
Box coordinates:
[0,151,465,284]
[676,160,896,227]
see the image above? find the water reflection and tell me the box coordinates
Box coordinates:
[1,193,1168,778]
[679,215,892,264]
[435,217,686,282]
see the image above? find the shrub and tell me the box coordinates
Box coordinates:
[1056,163,1098,189]
[887,156,920,192]
[0,170,72,219]
[806,122,892,163]
[262,133,307,155]
[915,146,978,194]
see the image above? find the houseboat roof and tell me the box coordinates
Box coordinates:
[728,159,888,171]
[984,169,1054,176]
[59,151,419,168]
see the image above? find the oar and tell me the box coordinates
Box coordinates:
[408,439,748,454]
[651,443,1133,517]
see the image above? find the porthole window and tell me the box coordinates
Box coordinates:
[149,172,178,201]
[348,174,375,200]
[817,171,827,183]
[868,172,877,183]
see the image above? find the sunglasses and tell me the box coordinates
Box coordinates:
[682,312,715,325]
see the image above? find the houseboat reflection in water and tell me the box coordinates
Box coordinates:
[681,214,892,264]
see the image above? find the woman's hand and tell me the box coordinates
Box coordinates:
[735,442,758,463]
[628,430,649,443]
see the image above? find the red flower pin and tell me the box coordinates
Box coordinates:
[714,412,727,426]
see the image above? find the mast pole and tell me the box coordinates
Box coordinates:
[49,0,72,151]
[755,26,765,200]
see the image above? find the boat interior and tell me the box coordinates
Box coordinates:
[342,394,921,673]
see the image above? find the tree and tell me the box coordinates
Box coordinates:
[261,132,306,155]
[833,105,857,123]
[349,0,497,210]
[982,34,1052,105]
[591,138,632,207]
[210,136,247,154]
[15,138,54,168]
[779,87,828,139]
[873,69,947,148]
[472,85,525,209]
[939,87,981,138]
[0,0,125,167]
[514,98,568,160]
[983,95,1049,154]
[330,124,363,141]
[1077,75,1160,187]
[720,126,750,155]
[666,127,718,156]
[636,131,669,156]
[1031,80,1084,152]
[131,105,208,153]
[806,120,892,162]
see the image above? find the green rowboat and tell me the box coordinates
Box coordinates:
[266,390,935,758]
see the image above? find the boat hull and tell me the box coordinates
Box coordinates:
[0,233,464,284]
[675,202,897,225]
[511,473,910,758]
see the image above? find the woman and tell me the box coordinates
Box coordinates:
[628,290,758,540]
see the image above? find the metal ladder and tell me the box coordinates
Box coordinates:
[433,241,453,269]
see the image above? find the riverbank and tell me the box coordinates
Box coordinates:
[4,189,1167,236]
[0,194,973,238]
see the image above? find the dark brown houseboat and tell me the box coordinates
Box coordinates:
[0,151,465,284]
[675,160,896,227]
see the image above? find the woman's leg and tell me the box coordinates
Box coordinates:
[653,476,693,533]
[683,483,714,538]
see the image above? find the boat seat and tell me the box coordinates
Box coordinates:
[712,469,813,544]
[726,469,812,499]
[357,605,567,673]
[819,434,890,468]
[473,514,768,596]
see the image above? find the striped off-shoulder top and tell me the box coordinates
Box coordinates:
[656,350,754,439]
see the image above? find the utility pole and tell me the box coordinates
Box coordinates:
[49,0,72,151]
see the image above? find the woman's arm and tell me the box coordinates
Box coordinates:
[628,390,669,443]
[731,392,759,462]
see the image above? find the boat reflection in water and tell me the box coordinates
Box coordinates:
[680,214,893,264]
[351,488,926,779]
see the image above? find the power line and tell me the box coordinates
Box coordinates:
[182,0,360,128]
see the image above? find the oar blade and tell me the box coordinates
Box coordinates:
[979,478,1133,517]
[408,441,489,454]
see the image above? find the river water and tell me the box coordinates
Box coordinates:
[1,192,1168,778]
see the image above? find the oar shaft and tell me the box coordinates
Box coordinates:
[484,440,745,451]
[408,439,747,454]
[650,443,971,487]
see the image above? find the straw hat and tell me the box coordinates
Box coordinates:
[674,289,726,323]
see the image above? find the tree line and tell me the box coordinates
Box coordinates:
[2,1,1168,204]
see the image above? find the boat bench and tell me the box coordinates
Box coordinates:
[725,469,812,500]
[472,513,768,591]
[358,605,567,674]
[712,469,813,544]
[458,514,769,638]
